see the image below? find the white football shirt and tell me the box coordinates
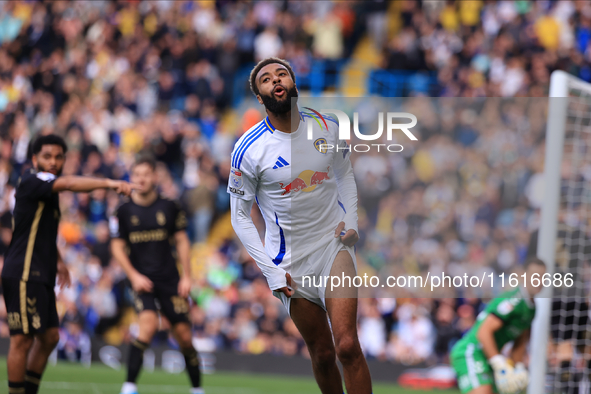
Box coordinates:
[228,110,357,272]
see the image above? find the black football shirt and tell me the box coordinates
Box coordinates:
[111,196,188,282]
[2,168,60,284]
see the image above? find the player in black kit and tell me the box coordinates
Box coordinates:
[110,157,202,394]
[1,135,135,394]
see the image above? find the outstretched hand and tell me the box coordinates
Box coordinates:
[110,180,140,196]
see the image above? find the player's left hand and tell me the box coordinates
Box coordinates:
[57,262,71,290]
[178,276,192,298]
[334,221,358,246]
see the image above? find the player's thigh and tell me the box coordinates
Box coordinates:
[155,281,191,326]
[325,251,358,339]
[467,386,494,394]
[325,250,357,299]
[290,297,335,360]
[35,326,59,349]
[451,349,494,394]
[137,310,159,342]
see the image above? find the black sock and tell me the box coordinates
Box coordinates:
[182,347,202,388]
[127,339,149,383]
[24,370,41,394]
[8,381,25,394]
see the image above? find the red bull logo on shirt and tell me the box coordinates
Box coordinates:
[279,167,330,195]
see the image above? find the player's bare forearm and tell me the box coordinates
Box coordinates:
[477,314,504,359]
[510,329,530,363]
[111,238,153,293]
[53,176,137,195]
[110,238,140,278]
[174,230,191,278]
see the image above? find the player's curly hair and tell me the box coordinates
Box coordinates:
[249,57,296,97]
[31,134,68,156]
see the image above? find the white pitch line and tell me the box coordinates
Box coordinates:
[90,383,101,394]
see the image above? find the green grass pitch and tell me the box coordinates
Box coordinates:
[0,357,461,394]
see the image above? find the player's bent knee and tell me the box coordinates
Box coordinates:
[334,336,362,364]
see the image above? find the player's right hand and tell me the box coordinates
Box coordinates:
[131,272,153,293]
[276,273,295,298]
[513,362,529,391]
[489,355,520,394]
[110,180,140,196]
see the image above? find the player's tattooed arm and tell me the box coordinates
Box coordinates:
[110,238,153,293]
[174,230,192,298]
[52,176,139,196]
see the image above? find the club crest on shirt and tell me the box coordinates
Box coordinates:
[131,215,140,226]
[230,168,243,189]
[314,138,328,154]
[156,211,166,226]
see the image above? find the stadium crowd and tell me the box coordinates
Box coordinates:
[0,0,579,366]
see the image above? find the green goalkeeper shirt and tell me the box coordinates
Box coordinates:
[451,287,536,358]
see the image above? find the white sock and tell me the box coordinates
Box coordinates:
[121,382,138,394]
[190,388,204,394]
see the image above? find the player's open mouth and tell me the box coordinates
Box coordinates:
[273,87,285,97]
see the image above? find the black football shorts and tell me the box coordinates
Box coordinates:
[132,279,190,325]
[2,278,59,336]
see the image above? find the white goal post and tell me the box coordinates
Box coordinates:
[529,70,591,394]
[527,70,568,394]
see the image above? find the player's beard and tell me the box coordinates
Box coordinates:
[261,86,298,115]
[37,163,63,176]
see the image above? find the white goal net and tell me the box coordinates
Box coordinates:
[530,71,591,394]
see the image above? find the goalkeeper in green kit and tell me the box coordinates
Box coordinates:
[451,257,546,394]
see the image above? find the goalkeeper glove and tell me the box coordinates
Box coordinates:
[489,355,520,394]
[513,362,529,392]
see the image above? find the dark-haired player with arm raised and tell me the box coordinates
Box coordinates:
[111,158,202,394]
[1,134,136,394]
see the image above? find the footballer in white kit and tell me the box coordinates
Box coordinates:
[228,110,358,311]
[229,57,372,394]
